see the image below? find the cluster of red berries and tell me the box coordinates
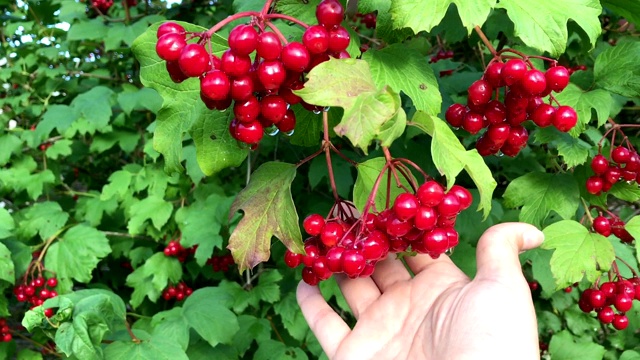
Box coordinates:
[352,12,377,29]
[154,0,350,146]
[586,147,640,195]
[430,49,454,63]
[285,181,472,285]
[592,215,635,243]
[567,64,587,75]
[445,59,577,157]
[163,240,196,262]
[162,282,193,301]
[578,277,640,330]
[91,0,113,13]
[13,277,58,314]
[0,318,12,342]
[207,254,235,272]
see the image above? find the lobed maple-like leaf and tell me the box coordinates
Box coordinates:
[390,0,496,35]
[227,162,303,272]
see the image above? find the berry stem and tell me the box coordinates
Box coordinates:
[329,143,358,165]
[362,162,392,216]
[393,162,419,192]
[615,256,639,278]
[393,158,429,181]
[296,148,324,167]
[474,26,496,57]
[205,12,261,37]
[125,320,141,344]
[323,111,340,201]
[261,0,276,16]
[581,198,595,225]
[265,13,310,28]
[265,21,289,45]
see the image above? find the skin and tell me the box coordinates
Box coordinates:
[297,222,543,360]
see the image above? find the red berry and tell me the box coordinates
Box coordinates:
[597,306,614,324]
[157,22,185,39]
[506,125,529,148]
[178,43,210,78]
[592,216,611,236]
[44,308,54,318]
[552,106,578,132]
[281,42,311,72]
[588,289,606,307]
[483,100,506,124]
[257,60,286,90]
[531,104,556,127]
[326,247,344,273]
[320,222,344,247]
[414,206,437,231]
[284,250,302,268]
[230,75,254,101]
[360,230,389,260]
[449,185,472,210]
[417,181,445,207]
[200,70,230,101]
[501,59,527,85]
[585,176,603,195]
[303,214,325,236]
[221,50,252,77]
[385,215,412,237]
[277,110,297,133]
[328,26,350,52]
[341,249,365,277]
[445,103,467,127]
[229,119,263,144]
[614,294,633,312]
[467,80,493,106]
[166,61,188,83]
[393,193,419,221]
[486,123,511,148]
[438,193,461,216]
[260,95,288,124]
[302,267,320,285]
[604,167,621,184]
[462,112,485,134]
[612,314,629,330]
[47,278,58,288]
[303,25,330,54]
[2,333,12,342]
[24,286,35,296]
[545,66,570,93]
[422,228,449,258]
[156,33,187,61]
[483,62,504,88]
[316,0,344,28]
[302,243,320,267]
[312,257,332,280]
[257,32,283,60]
[228,24,258,56]
[612,146,631,164]
[591,155,609,175]
[234,96,261,123]
[521,69,547,96]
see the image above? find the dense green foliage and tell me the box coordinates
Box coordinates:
[0,0,639,359]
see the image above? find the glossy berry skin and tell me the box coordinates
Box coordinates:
[591,155,609,175]
[200,70,230,101]
[281,42,311,72]
[483,100,506,124]
[233,96,261,123]
[612,314,629,330]
[449,185,472,210]
[423,228,449,258]
[438,193,461,216]
[156,33,187,61]
[320,222,344,247]
[417,181,445,207]
[221,50,252,77]
[316,0,344,29]
[284,250,302,268]
[256,32,282,60]
[228,24,258,56]
[47,278,58,288]
[230,75,254,101]
[592,216,611,236]
[521,69,547,96]
[229,119,263,144]
[501,59,527,85]
[257,60,286,90]
[326,247,344,273]
[414,206,437,231]
[360,230,389,260]
[486,123,511,148]
[483,62,504,88]
[597,307,614,324]
[462,112,485,134]
[157,22,185,39]
[303,25,330,54]
[385,215,413,238]
[552,106,578,132]
[611,146,631,164]
[260,95,288,124]
[277,110,297,132]
[445,103,466,127]
[393,193,419,221]
[302,243,320,267]
[303,214,325,236]
[178,44,210,77]
[302,267,320,285]
[506,125,529,148]
[328,26,350,52]
[341,249,366,277]
[614,295,633,312]
[545,66,570,92]
[531,104,555,127]
[312,257,333,280]
[467,79,492,106]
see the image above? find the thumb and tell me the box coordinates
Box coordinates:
[474,222,544,281]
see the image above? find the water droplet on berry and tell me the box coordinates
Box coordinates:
[285,130,295,136]
[313,109,322,114]
[265,125,280,136]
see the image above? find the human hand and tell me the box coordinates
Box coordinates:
[297,222,544,360]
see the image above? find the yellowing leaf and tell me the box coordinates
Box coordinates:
[227,162,303,272]
[390,0,496,34]
[541,220,614,288]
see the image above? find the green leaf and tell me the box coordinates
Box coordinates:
[151,308,189,351]
[104,335,188,360]
[55,321,104,360]
[0,208,15,239]
[273,292,309,341]
[548,330,606,360]
[254,339,308,360]
[117,87,163,115]
[410,112,496,218]
[541,220,615,288]
[609,182,640,203]
[132,22,244,175]
[16,349,42,360]
[45,139,72,160]
[594,42,640,97]
[70,86,115,134]
[17,202,69,240]
[295,58,406,152]
[362,44,441,115]
[625,216,640,263]
[90,131,140,153]
[520,248,556,298]
[601,0,640,26]
[0,134,22,166]
[232,315,271,356]
[67,19,109,40]
[496,0,602,56]
[390,0,496,35]
[503,172,580,228]
[251,269,282,304]
[0,243,15,284]
[352,157,412,212]
[127,196,173,234]
[75,195,118,227]
[533,127,591,168]
[182,287,240,347]
[101,170,133,201]
[552,84,612,137]
[228,162,303,272]
[308,155,353,199]
[275,0,321,25]
[45,225,111,284]
[34,105,77,140]
[125,253,183,308]
[620,350,640,360]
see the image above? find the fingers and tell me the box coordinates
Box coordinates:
[297,282,351,358]
[404,251,455,275]
[475,222,544,281]
[335,274,381,319]
[370,255,411,292]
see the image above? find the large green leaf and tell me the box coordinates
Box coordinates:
[549,330,606,360]
[182,287,240,348]
[295,58,406,152]
[552,84,612,137]
[0,243,14,284]
[16,202,69,240]
[541,220,614,288]
[496,0,602,56]
[594,41,640,98]
[362,44,441,115]
[227,162,303,272]
[601,0,640,26]
[532,127,591,168]
[0,208,15,239]
[127,196,173,234]
[390,0,496,34]
[104,335,188,360]
[625,216,640,263]
[352,157,413,213]
[131,22,246,175]
[503,172,580,227]
[409,112,496,218]
[125,253,183,308]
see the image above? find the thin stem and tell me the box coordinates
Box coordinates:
[362,162,392,217]
[265,13,310,28]
[615,256,639,278]
[323,111,340,201]
[296,148,324,167]
[265,21,288,45]
[261,0,276,16]
[329,143,357,165]
[474,26,496,56]
[393,158,429,181]
[125,321,141,343]
[205,12,261,37]
[394,162,419,192]
[581,198,595,225]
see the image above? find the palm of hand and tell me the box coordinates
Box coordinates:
[297,223,543,360]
